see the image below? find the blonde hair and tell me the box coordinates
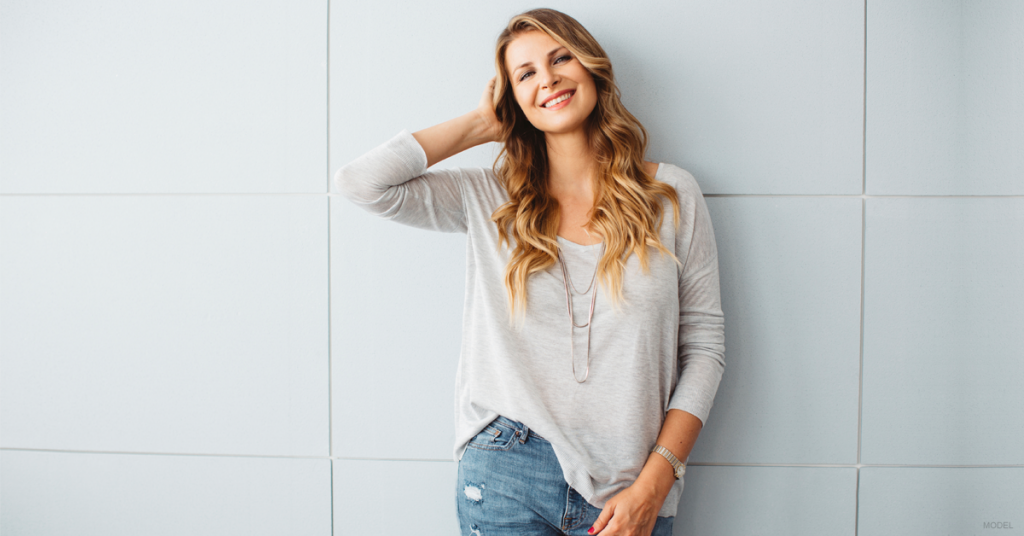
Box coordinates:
[490,8,682,328]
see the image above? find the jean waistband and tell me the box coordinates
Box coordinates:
[494,415,546,441]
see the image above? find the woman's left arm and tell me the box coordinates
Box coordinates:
[590,170,726,536]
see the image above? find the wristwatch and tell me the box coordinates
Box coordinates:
[651,445,686,479]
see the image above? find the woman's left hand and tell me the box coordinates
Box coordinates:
[587,482,663,536]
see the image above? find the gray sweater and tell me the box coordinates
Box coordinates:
[332,129,725,517]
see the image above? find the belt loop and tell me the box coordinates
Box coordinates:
[519,422,530,443]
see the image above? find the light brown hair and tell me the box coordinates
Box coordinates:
[491,8,682,328]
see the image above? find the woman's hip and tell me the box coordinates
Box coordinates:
[456,415,675,536]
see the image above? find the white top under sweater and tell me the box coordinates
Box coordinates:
[332,129,726,517]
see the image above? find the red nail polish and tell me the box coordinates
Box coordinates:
[588,528,594,534]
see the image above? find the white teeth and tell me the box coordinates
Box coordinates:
[543,92,572,107]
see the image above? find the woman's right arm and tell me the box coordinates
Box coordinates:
[412,77,501,168]
[332,77,502,233]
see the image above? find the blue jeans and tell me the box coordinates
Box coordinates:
[456,415,675,536]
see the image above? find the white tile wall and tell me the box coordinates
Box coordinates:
[333,459,459,536]
[330,197,465,460]
[615,0,865,195]
[328,0,511,174]
[866,0,1024,195]
[699,197,862,465]
[0,0,327,194]
[2,0,1021,534]
[1,450,332,536]
[858,468,1024,535]
[674,466,858,536]
[862,198,1024,465]
[0,195,330,457]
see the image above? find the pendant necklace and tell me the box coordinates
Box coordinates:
[556,229,604,383]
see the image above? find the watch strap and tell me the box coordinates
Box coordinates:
[652,444,686,479]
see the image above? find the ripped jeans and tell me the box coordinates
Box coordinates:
[456,415,674,536]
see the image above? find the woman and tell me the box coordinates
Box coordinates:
[333,8,725,536]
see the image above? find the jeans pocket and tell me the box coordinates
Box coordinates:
[466,418,519,451]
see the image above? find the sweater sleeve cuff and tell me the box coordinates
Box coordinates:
[666,355,725,428]
[331,129,430,202]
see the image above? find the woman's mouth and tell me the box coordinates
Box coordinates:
[542,90,574,110]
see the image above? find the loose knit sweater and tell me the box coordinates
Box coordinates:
[332,129,725,518]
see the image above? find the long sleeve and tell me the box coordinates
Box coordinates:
[332,129,468,233]
[666,169,726,428]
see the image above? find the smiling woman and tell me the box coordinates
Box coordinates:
[332,8,725,536]
[486,12,688,339]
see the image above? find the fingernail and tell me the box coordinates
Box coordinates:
[588,528,594,534]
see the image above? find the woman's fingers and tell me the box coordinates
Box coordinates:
[476,75,502,143]
[589,500,615,534]
[480,76,496,107]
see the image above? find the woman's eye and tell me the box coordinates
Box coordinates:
[516,56,573,82]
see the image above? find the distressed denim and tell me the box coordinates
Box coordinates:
[457,415,675,536]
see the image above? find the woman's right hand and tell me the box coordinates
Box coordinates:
[474,76,503,144]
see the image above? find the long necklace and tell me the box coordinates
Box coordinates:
[557,231,604,383]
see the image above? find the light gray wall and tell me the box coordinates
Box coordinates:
[1,0,1022,535]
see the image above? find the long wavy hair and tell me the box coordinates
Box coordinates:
[491,8,683,328]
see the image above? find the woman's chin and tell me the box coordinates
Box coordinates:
[523,113,577,132]
[538,122,587,137]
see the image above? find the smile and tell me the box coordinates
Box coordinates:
[542,90,575,109]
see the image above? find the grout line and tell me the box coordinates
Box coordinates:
[856,3,867,530]
[329,458,335,535]
[858,198,867,469]
[325,1,331,200]
[857,194,867,534]
[329,458,1024,468]
[0,447,329,459]
[323,2,335,532]
[4,448,1022,468]
[325,0,333,468]
[855,467,861,534]
[665,462,1024,468]
[333,456,460,463]
[701,193,1024,198]
[862,0,868,197]
[4,192,1024,199]
[0,192,335,197]
[325,2,334,535]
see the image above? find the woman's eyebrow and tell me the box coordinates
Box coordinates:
[513,46,566,73]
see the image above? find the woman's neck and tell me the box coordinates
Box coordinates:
[545,128,597,199]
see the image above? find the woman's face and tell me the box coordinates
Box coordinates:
[504,30,597,136]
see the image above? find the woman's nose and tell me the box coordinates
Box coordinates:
[540,67,559,90]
